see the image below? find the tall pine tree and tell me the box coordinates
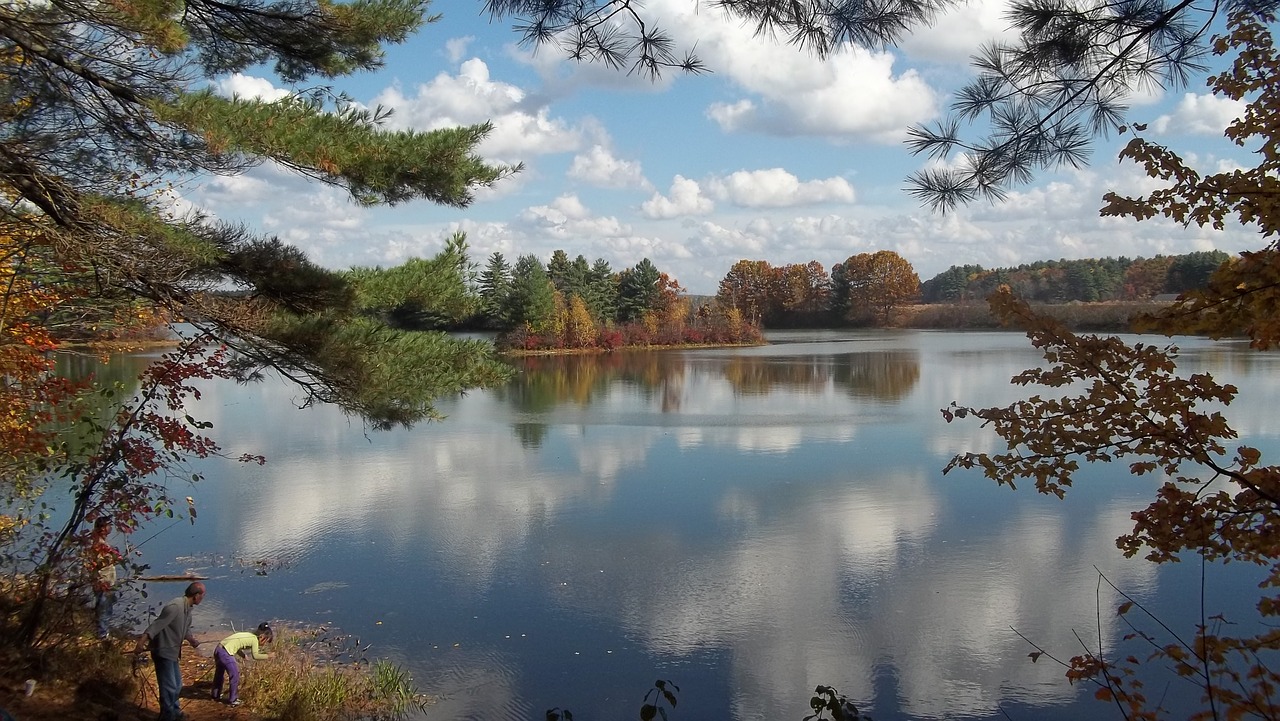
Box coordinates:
[0,0,519,428]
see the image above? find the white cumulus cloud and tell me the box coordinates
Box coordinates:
[656,1,938,143]
[705,169,856,207]
[371,58,585,162]
[568,145,652,189]
[215,73,291,102]
[642,176,715,218]
[1152,93,1247,136]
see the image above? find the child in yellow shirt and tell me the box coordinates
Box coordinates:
[211,622,272,706]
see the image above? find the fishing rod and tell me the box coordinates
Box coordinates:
[129,516,185,550]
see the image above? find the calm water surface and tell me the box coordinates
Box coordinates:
[107,330,1280,721]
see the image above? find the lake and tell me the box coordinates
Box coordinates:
[102,329,1280,720]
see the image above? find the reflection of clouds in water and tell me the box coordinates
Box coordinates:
[239,447,525,587]
[528,472,933,713]
[158,335,1274,721]
[925,423,1002,460]
[674,424,857,453]
[892,508,1155,718]
[919,338,1280,465]
[227,396,665,590]
[572,433,651,485]
[1219,378,1280,441]
[532,467,1156,720]
[730,426,803,453]
[833,471,937,578]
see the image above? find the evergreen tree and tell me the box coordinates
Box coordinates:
[920,264,986,303]
[568,255,593,300]
[617,258,661,323]
[829,262,852,320]
[587,258,618,322]
[546,249,573,295]
[488,0,1262,208]
[1166,250,1232,293]
[0,0,519,428]
[1064,262,1100,302]
[478,251,514,328]
[506,254,555,331]
[343,232,476,329]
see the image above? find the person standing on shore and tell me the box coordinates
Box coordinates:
[134,582,205,721]
[88,517,122,639]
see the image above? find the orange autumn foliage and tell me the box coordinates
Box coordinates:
[0,216,85,480]
[944,9,1280,720]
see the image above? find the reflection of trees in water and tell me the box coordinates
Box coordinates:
[55,351,154,388]
[832,351,920,402]
[497,353,688,414]
[513,422,547,448]
[722,355,833,395]
[720,351,921,402]
[53,352,156,448]
[496,351,922,438]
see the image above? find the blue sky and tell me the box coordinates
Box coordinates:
[181,0,1259,295]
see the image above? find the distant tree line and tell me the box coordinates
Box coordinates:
[712,249,1234,330]
[342,234,762,351]
[341,242,1233,339]
[920,251,1231,304]
[715,250,921,328]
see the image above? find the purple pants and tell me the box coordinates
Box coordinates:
[212,645,241,703]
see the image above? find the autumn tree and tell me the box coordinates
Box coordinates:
[644,272,689,337]
[944,10,1280,717]
[838,251,920,325]
[1,0,523,647]
[0,215,87,526]
[1120,256,1175,300]
[716,260,777,325]
[775,261,831,321]
[560,293,597,348]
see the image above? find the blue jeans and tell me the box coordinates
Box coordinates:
[93,590,115,637]
[153,656,183,720]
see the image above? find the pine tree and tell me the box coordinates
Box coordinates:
[478,251,514,328]
[547,249,573,295]
[0,0,519,428]
[587,258,618,322]
[506,254,555,332]
[617,258,661,323]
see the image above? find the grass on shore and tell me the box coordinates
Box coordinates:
[240,625,430,721]
[899,300,1174,332]
[0,583,428,721]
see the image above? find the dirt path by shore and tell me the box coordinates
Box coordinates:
[1,632,259,721]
